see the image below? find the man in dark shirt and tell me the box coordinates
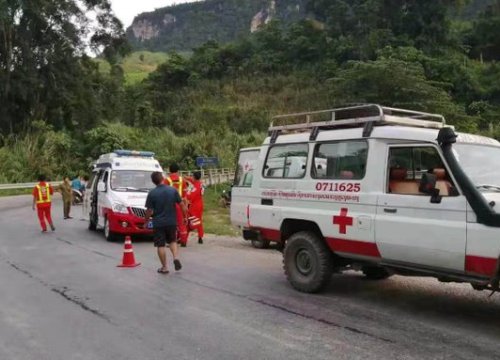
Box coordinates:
[145,172,188,274]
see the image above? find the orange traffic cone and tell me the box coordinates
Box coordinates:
[117,236,141,268]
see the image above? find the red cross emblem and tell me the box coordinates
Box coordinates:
[244,162,250,171]
[333,208,353,234]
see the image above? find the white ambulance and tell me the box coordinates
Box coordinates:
[231,104,500,293]
[86,150,162,241]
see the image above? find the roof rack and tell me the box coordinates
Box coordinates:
[269,104,446,134]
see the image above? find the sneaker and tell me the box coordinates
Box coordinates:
[174,259,182,271]
[50,224,55,231]
[180,243,187,248]
[41,229,47,233]
[198,238,203,244]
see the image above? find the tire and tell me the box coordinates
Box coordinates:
[283,231,334,293]
[104,218,116,242]
[88,219,97,231]
[362,266,392,280]
[251,238,270,249]
[88,204,97,231]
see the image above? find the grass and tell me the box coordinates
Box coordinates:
[0,188,32,197]
[94,51,170,85]
[201,183,239,237]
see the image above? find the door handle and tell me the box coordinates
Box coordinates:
[261,199,273,206]
[384,208,397,213]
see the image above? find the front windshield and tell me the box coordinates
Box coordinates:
[110,171,154,192]
[454,144,500,191]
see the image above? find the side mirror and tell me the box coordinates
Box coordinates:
[430,188,442,204]
[97,182,106,192]
[419,173,442,204]
[419,173,437,195]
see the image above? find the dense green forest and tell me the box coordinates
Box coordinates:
[1,0,500,182]
[127,0,308,52]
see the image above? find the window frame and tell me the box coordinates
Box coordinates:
[233,149,260,188]
[385,143,460,196]
[310,139,369,180]
[262,142,309,180]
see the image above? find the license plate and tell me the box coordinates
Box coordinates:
[146,220,153,229]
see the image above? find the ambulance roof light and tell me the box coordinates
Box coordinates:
[114,150,155,157]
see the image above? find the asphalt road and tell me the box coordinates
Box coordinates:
[1,196,500,360]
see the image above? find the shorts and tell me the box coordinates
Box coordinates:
[153,226,177,247]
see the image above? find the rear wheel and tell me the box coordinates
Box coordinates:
[362,266,392,280]
[251,238,270,249]
[283,231,334,293]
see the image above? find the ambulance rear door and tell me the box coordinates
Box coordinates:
[231,147,261,228]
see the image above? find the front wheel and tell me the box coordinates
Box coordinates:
[104,218,116,242]
[283,231,334,293]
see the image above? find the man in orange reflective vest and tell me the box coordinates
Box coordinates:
[164,163,189,247]
[186,171,204,244]
[32,174,55,232]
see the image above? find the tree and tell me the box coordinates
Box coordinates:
[467,0,500,61]
[0,0,129,134]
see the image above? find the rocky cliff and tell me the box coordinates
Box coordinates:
[127,0,307,52]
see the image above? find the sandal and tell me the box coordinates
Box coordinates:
[157,268,170,274]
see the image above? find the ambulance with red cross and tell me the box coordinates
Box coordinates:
[231,104,500,293]
[87,150,162,241]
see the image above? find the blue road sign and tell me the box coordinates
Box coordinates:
[196,157,219,167]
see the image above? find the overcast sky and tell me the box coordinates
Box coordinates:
[111,0,202,27]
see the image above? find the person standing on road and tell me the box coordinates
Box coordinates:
[57,176,73,219]
[32,174,55,232]
[145,172,187,274]
[164,163,189,247]
[186,171,205,244]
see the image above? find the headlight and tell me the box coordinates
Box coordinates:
[112,203,129,214]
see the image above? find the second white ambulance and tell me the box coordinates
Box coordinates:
[86,150,162,241]
[231,104,500,294]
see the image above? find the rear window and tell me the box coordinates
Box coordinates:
[264,143,309,179]
[234,149,259,187]
[312,141,368,180]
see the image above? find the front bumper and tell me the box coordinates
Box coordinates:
[107,210,153,235]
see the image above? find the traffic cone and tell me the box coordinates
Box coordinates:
[117,236,141,268]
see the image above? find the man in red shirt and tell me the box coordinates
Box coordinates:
[32,174,55,232]
[186,171,204,244]
[164,164,189,247]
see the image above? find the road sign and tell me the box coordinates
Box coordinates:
[196,157,219,168]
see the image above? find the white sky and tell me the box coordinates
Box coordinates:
[110,0,202,27]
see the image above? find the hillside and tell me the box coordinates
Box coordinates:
[127,0,307,52]
[127,0,494,52]
[95,51,169,84]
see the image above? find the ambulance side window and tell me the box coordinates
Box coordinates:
[234,149,259,187]
[311,141,368,180]
[387,146,457,196]
[263,143,309,179]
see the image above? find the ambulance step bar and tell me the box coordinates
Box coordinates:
[269,104,447,134]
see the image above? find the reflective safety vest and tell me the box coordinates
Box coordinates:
[166,175,185,197]
[35,184,51,204]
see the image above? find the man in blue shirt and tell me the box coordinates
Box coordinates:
[145,172,187,274]
[71,176,82,191]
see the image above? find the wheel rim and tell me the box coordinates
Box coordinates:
[296,248,313,275]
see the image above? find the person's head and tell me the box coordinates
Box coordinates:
[193,171,201,181]
[83,175,89,181]
[64,176,70,182]
[37,174,46,182]
[151,171,164,186]
[169,163,179,173]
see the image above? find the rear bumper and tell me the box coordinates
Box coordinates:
[107,211,153,235]
[242,227,282,243]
